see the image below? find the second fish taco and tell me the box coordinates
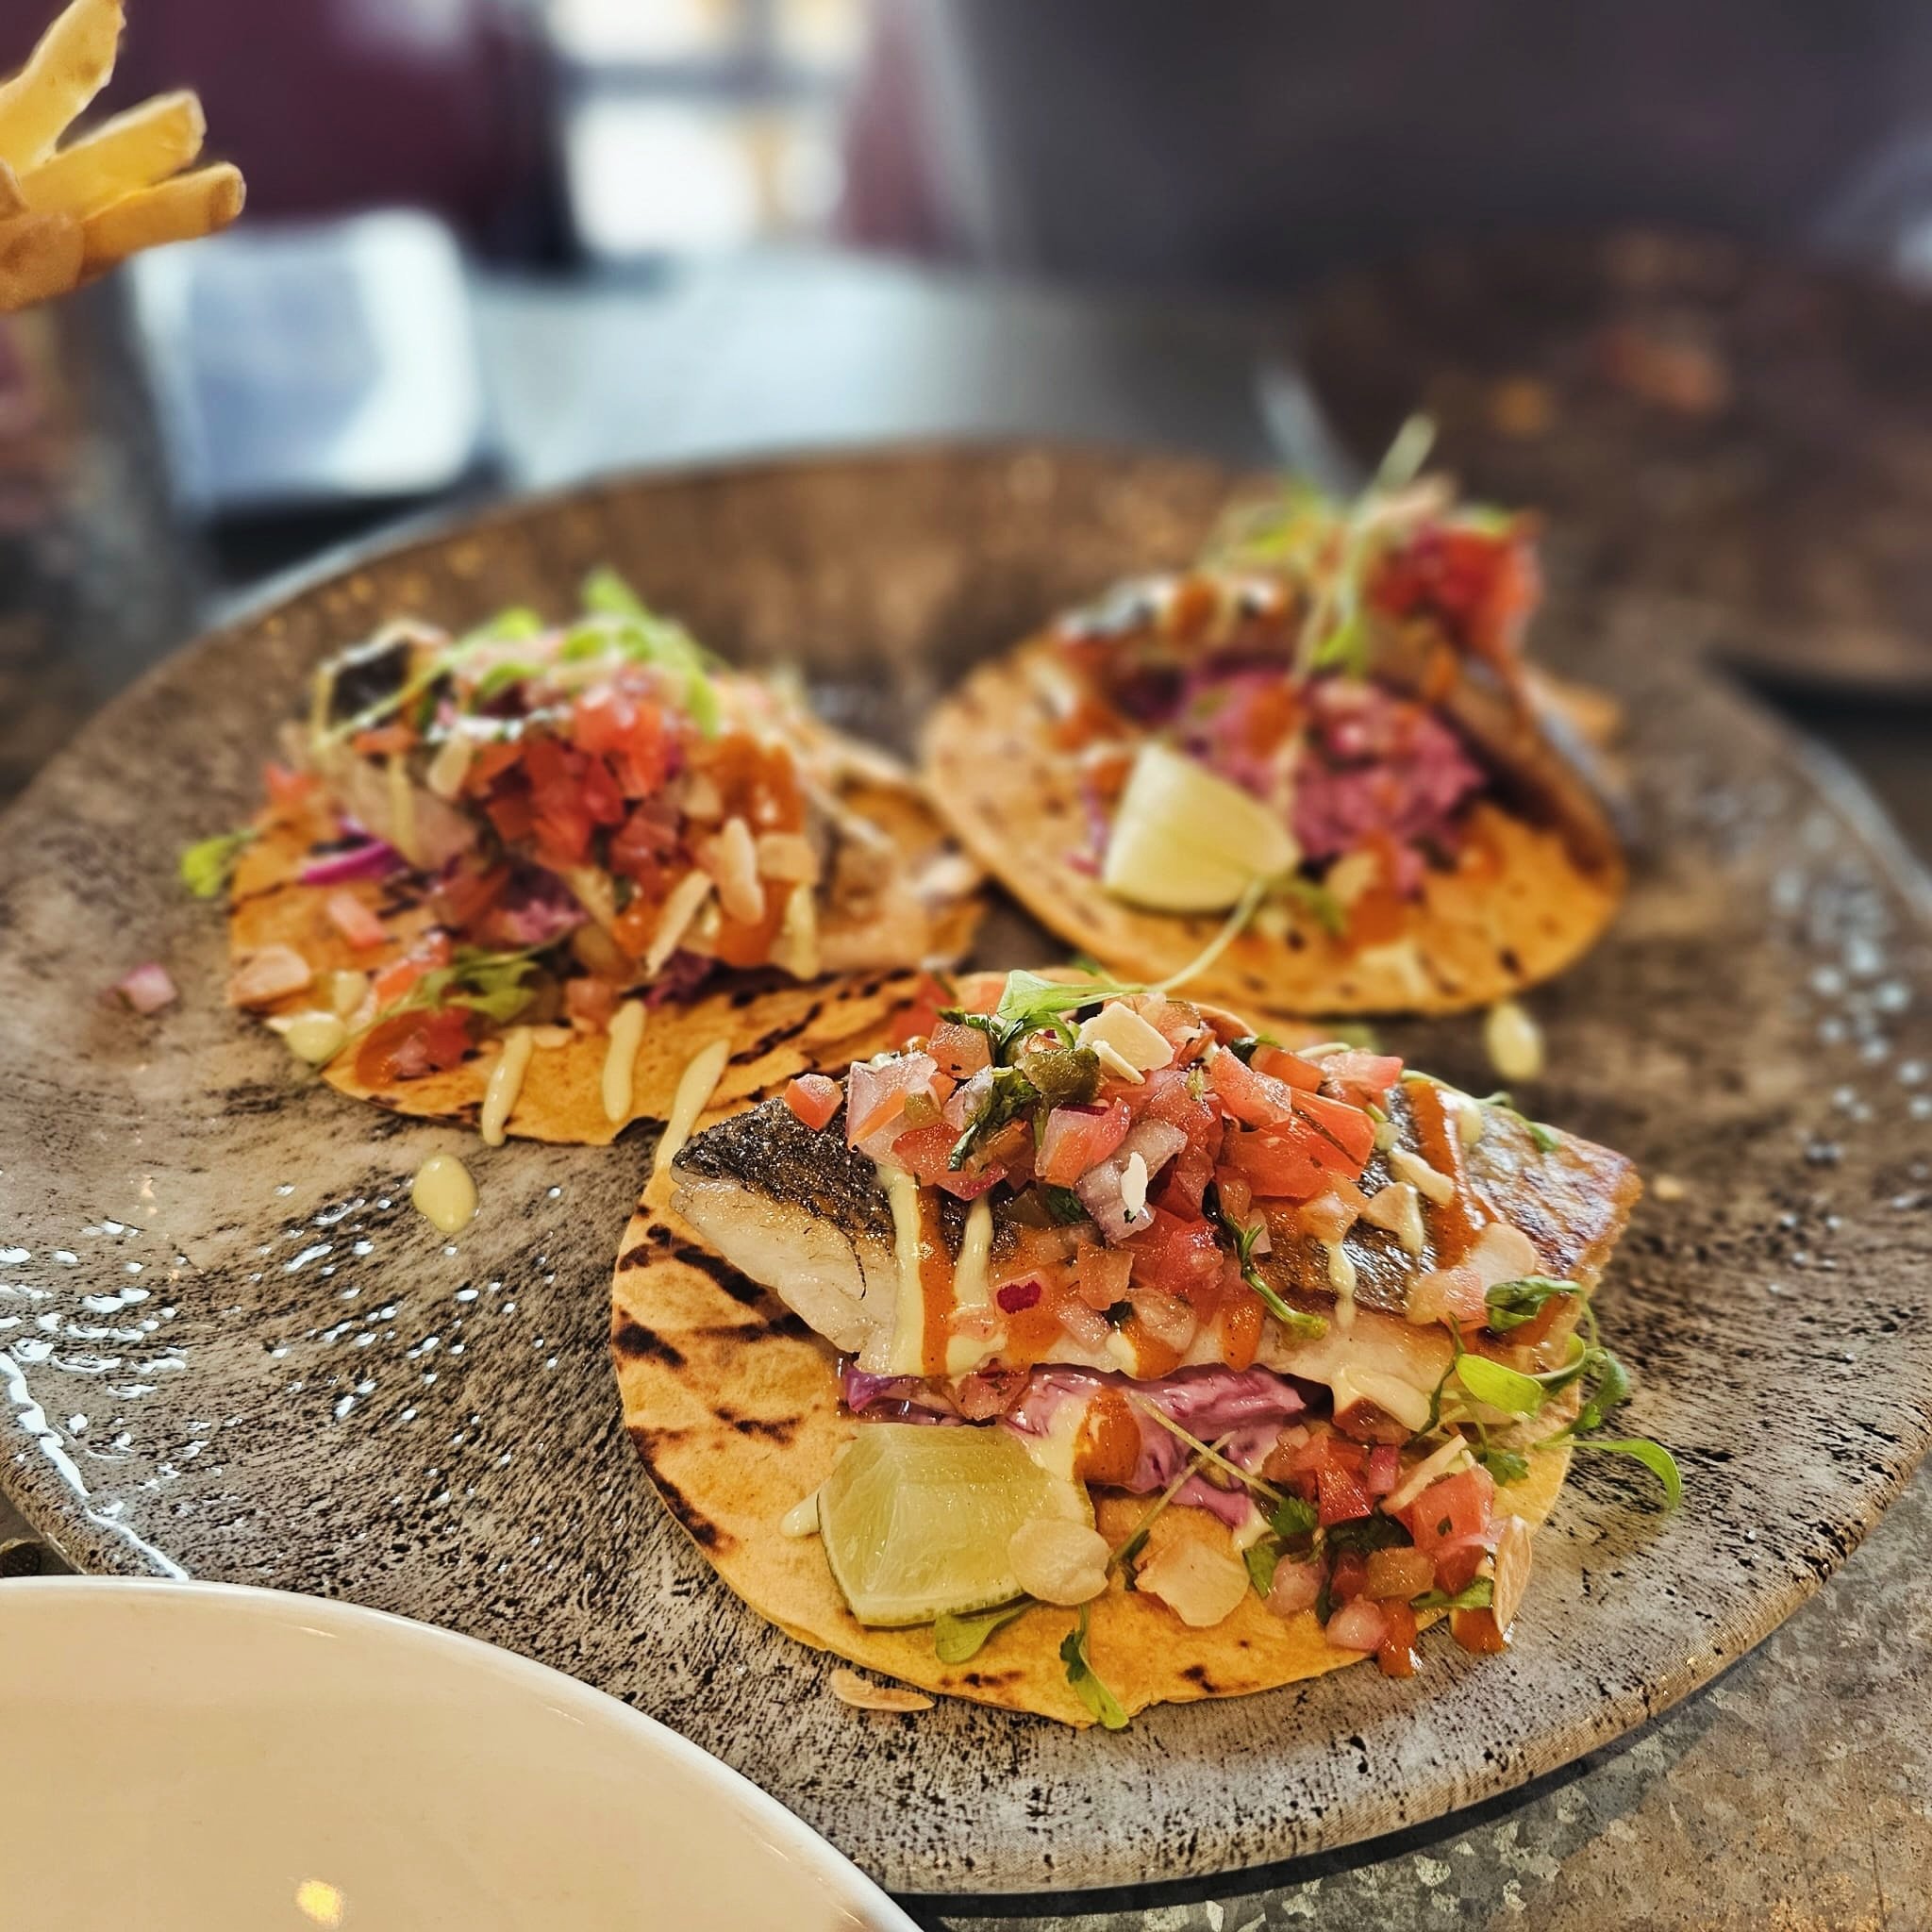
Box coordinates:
[200,571,980,1143]
[924,441,1624,1016]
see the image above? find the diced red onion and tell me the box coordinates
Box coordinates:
[298,839,404,887]
[113,961,177,1015]
[1365,1444,1401,1497]
[1056,1298,1113,1352]
[1325,1597,1391,1653]
[1266,1558,1324,1618]
[995,1278,1042,1314]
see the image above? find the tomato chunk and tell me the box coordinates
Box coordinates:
[1206,1046,1300,1127]
[354,1007,474,1086]
[783,1073,841,1131]
[1320,1050,1404,1107]
[1037,1099,1132,1187]
[325,891,388,951]
[1292,1090,1376,1166]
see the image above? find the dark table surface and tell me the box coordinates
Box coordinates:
[3,248,1929,1931]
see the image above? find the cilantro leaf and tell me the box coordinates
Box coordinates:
[1480,1091,1560,1154]
[461,605,544,644]
[1040,1185,1091,1226]
[1455,1354,1546,1418]
[1268,1494,1318,1544]
[580,566,647,620]
[934,1600,1032,1663]
[1059,1605,1129,1730]
[1478,1445,1530,1486]
[1483,1275,1577,1332]
[1243,1540,1281,1597]
[179,827,258,900]
[947,1063,1038,1170]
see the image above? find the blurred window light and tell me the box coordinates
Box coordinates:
[549,0,741,64]
[568,101,764,254]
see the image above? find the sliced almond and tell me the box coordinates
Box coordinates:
[829,1668,933,1714]
[1134,1534,1250,1629]
[226,943,311,1008]
[1008,1517,1109,1607]
[1488,1513,1533,1634]
[1359,1179,1424,1256]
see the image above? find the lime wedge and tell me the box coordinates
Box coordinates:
[1101,742,1298,912]
[817,1424,1092,1627]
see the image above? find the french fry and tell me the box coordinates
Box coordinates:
[21,89,203,216]
[0,159,24,217]
[0,207,82,311]
[78,159,242,274]
[0,0,124,174]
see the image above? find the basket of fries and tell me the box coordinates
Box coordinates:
[0,0,243,312]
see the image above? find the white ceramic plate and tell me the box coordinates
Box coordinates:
[0,1579,917,1932]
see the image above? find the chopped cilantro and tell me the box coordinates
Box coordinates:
[1483,1275,1577,1332]
[1060,1604,1129,1730]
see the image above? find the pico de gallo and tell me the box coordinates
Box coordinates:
[192,570,974,1090]
[1047,435,1558,934]
[779,973,1675,1683]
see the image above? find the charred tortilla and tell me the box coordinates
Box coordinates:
[609,1135,1574,1726]
[228,786,972,1144]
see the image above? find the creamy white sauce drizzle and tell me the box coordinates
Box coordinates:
[479,1027,533,1146]
[876,1160,927,1376]
[410,1154,477,1235]
[653,1039,732,1176]
[601,999,647,1124]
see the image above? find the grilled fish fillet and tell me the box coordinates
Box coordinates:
[671,1080,1639,1416]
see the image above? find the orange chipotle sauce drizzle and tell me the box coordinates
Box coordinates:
[917,1189,955,1379]
[1406,1079,1492,1265]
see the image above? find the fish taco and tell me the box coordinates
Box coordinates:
[923,436,1625,1017]
[198,571,979,1143]
[612,972,1674,1724]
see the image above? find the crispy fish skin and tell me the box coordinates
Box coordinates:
[669,1082,1639,1384]
[672,1099,905,1357]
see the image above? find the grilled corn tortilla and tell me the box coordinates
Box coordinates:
[924,638,1623,1019]
[228,787,971,1144]
[609,1146,1574,1726]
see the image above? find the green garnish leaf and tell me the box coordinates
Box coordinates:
[1060,1604,1129,1731]
[462,605,545,644]
[1455,1354,1546,1418]
[1574,1348,1633,1433]
[1483,1275,1578,1332]
[1243,1540,1281,1597]
[1478,1445,1530,1486]
[1040,1185,1091,1226]
[1278,876,1347,940]
[1203,1182,1329,1341]
[934,1600,1032,1663]
[471,660,541,702]
[1324,1511,1410,1556]
[1481,1091,1560,1154]
[580,566,647,620]
[1412,1576,1493,1612]
[947,1063,1039,1171]
[179,827,258,900]
[997,970,1141,1041]
[1570,1437,1682,1509]
[1268,1494,1318,1544]
[1225,1033,1278,1064]
[394,945,543,1026]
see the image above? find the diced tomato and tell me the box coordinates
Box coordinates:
[565,976,621,1028]
[1375,1600,1422,1677]
[522,738,595,867]
[1403,1467,1497,1594]
[485,788,536,845]
[1250,1043,1324,1091]
[845,1053,941,1146]
[608,804,677,887]
[927,1019,992,1080]
[262,760,315,808]
[466,741,524,793]
[887,1119,966,1188]
[1224,1111,1358,1199]
[323,891,388,952]
[1316,1460,1374,1527]
[576,752,627,829]
[1074,1240,1134,1310]
[784,1074,841,1131]
[353,1007,474,1086]
[1327,1547,1370,1606]
[1292,1090,1376,1166]
[370,933,452,1008]
[1206,1047,1299,1127]
[888,973,953,1047]
[573,691,673,798]
[1320,1050,1404,1108]
[1124,1206,1224,1303]
[1238,679,1299,758]
[1037,1099,1132,1187]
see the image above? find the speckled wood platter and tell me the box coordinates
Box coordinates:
[2,445,1930,1900]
